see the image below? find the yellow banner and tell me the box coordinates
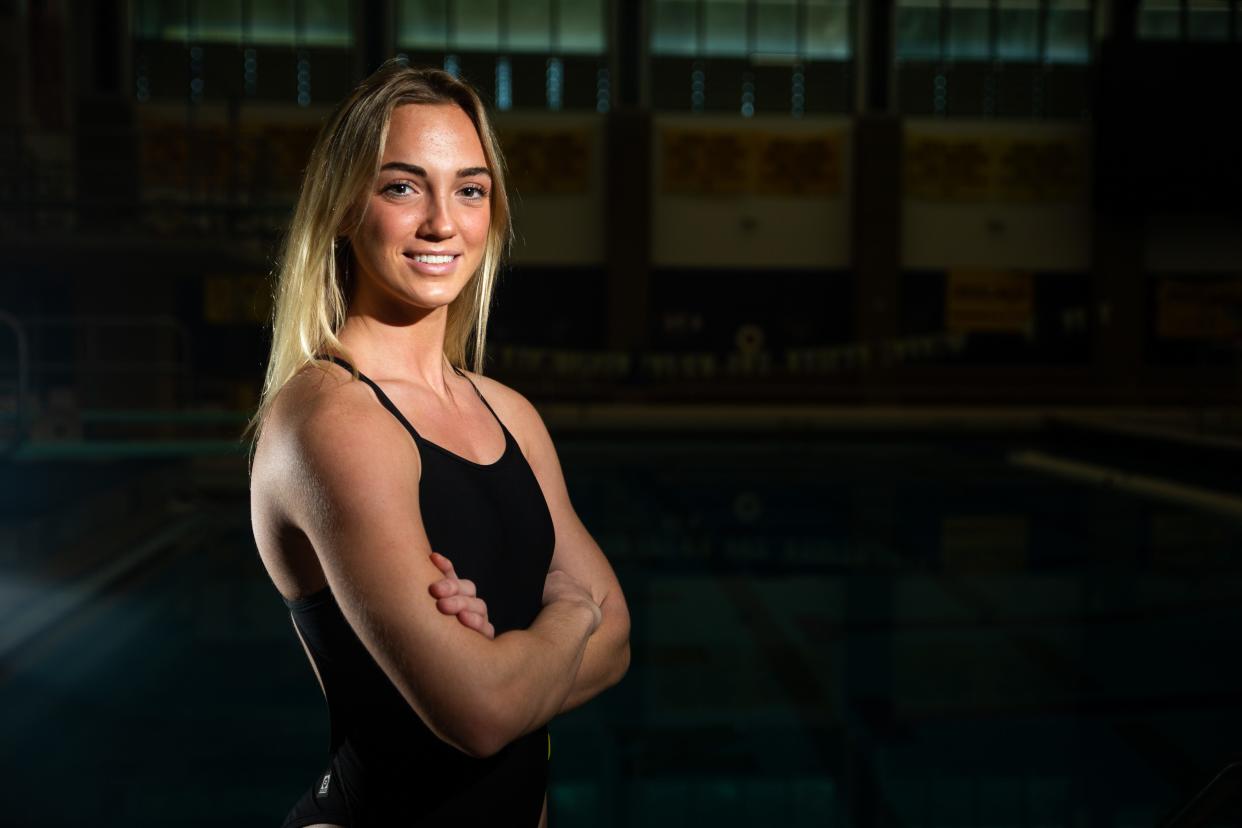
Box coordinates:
[905,133,1086,202]
[993,137,1086,201]
[661,129,752,195]
[1156,277,1242,339]
[500,128,593,195]
[905,135,991,201]
[660,128,843,196]
[753,134,842,196]
[946,269,1033,334]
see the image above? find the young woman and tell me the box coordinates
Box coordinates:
[247,60,630,827]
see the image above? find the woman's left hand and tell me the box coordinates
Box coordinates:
[428,552,495,639]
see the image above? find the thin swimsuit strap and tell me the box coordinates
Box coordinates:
[314,353,505,437]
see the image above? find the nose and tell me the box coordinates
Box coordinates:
[418,192,456,240]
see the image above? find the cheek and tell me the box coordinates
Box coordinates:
[358,208,412,256]
[377,205,420,239]
[463,209,491,245]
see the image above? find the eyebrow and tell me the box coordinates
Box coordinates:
[379,162,491,178]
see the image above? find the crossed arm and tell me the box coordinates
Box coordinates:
[427,386,631,715]
[287,380,629,758]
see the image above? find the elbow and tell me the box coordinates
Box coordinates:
[434,716,505,759]
[455,729,507,760]
[609,610,632,687]
[458,694,521,758]
[435,695,522,760]
[613,637,631,687]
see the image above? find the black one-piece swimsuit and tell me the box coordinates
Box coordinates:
[280,356,556,827]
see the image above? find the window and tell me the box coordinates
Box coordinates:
[805,0,852,59]
[755,0,798,56]
[132,0,351,46]
[704,0,747,57]
[1139,0,1237,41]
[400,0,450,48]
[398,0,605,53]
[650,0,854,115]
[946,0,989,60]
[1046,0,1090,63]
[1138,0,1180,37]
[560,0,606,52]
[895,0,943,60]
[998,0,1040,61]
[455,0,502,50]
[1187,0,1233,41]
[249,1,298,44]
[651,0,852,59]
[895,0,1091,63]
[509,0,553,51]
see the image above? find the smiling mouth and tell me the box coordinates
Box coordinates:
[407,253,459,264]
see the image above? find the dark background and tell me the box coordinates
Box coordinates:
[1,1,1241,826]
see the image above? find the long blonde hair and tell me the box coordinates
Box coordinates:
[244,59,510,451]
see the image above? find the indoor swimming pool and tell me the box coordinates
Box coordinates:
[1,427,1239,826]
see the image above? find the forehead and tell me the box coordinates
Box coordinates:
[382,103,486,166]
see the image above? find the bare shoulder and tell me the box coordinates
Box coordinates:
[254,361,420,517]
[459,369,537,415]
[459,370,548,448]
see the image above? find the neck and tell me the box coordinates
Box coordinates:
[335,304,456,397]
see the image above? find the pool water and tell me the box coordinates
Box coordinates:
[1,434,1239,826]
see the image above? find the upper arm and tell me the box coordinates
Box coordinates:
[282,389,502,755]
[490,382,629,626]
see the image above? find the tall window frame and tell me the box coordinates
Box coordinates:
[396,0,610,112]
[648,0,857,116]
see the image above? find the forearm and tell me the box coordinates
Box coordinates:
[557,596,630,714]
[481,599,596,747]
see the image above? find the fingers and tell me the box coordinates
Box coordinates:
[449,608,495,640]
[429,578,457,598]
[457,611,495,640]
[426,555,492,639]
[429,551,456,578]
[435,594,489,618]
[428,577,476,598]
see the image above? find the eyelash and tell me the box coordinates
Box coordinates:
[381,181,488,199]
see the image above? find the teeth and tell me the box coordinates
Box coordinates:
[413,254,454,264]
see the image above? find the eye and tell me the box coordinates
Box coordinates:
[460,184,488,199]
[382,181,415,197]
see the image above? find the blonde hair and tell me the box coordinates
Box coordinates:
[244,59,510,452]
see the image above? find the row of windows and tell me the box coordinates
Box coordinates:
[133,0,607,51]
[130,0,1231,115]
[399,0,606,54]
[650,0,853,59]
[1138,0,1239,41]
[134,0,354,45]
[895,0,1092,64]
[133,1,1237,57]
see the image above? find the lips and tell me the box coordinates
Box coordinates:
[403,251,461,276]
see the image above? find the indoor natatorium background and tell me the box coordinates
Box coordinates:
[2,1,1240,826]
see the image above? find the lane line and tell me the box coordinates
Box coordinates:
[1008,450,1242,522]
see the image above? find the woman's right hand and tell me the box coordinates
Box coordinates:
[542,569,602,634]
